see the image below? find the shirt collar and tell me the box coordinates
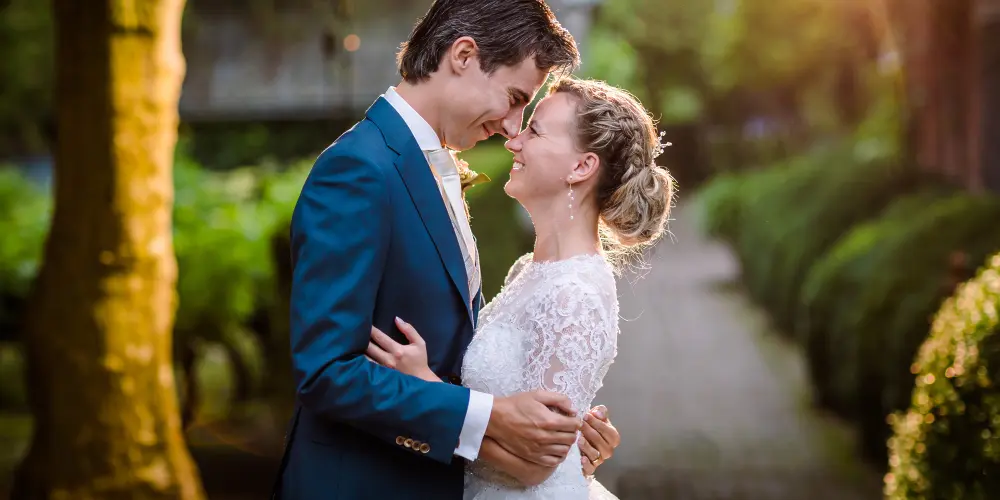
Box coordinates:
[383,87,442,151]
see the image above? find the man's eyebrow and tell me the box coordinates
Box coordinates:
[510,88,531,105]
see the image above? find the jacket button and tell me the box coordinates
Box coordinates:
[395,436,405,446]
[404,438,414,448]
[419,442,431,454]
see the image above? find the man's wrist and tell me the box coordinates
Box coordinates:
[485,396,506,439]
[420,369,442,382]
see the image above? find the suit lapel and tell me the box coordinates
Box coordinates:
[365,98,474,324]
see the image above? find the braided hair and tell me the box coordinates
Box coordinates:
[549,77,675,252]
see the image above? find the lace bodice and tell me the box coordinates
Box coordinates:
[462,253,620,499]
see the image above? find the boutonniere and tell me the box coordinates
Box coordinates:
[453,154,491,193]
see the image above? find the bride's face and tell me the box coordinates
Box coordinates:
[503,93,586,205]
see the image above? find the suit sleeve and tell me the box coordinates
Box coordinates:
[288,149,470,464]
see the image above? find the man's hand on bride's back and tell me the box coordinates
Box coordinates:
[486,391,581,467]
[367,317,440,382]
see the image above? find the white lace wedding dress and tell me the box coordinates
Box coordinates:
[462,253,621,499]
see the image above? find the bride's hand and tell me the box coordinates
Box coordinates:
[367,317,439,382]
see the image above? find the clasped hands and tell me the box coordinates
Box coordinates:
[366,317,620,486]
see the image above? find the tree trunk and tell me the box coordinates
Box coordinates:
[11,1,204,499]
[980,9,1000,192]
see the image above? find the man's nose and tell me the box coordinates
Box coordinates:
[505,136,521,153]
[501,115,521,139]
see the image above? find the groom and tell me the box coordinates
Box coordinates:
[274,1,620,498]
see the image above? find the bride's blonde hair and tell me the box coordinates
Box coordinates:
[548,77,675,265]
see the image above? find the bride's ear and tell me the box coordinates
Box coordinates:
[570,152,600,183]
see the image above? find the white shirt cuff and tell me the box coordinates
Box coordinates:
[454,389,493,461]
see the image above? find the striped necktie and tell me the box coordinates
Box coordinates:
[426,148,481,302]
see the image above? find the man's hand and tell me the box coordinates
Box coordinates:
[486,391,581,467]
[578,405,620,476]
[479,437,557,487]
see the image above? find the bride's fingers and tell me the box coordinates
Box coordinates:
[370,326,401,354]
[366,342,395,368]
[581,454,597,476]
[394,317,425,346]
[577,434,600,464]
[580,416,612,458]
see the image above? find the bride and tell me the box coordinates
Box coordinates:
[366,77,674,499]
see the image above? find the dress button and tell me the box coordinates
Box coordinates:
[404,438,414,448]
[395,436,405,446]
[419,443,431,454]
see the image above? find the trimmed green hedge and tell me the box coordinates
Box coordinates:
[797,188,955,414]
[846,194,1000,461]
[796,192,1000,461]
[698,145,937,332]
[696,144,1000,482]
[886,253,1000,499]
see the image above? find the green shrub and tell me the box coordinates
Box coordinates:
[732,150,843,315]
[458,141,534,301]
[798,188,956,414]
[843,194,1000,462]
[695,154,826,306]
[693,171,752,242]
[885,252,1000,499]
[0,168,51,337]
[699,144,935,332]
[172,159,273,338]
[764,156,941,331]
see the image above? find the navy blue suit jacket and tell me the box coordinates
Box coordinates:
[275,97,484,499]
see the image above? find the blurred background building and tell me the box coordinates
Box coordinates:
[179,0,604,121]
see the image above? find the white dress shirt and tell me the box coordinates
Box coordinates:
[383,87,494,461]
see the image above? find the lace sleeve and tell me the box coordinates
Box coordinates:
[521,278,618,417]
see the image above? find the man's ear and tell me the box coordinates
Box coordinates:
[446,36,480,75]
[571,152,600,183]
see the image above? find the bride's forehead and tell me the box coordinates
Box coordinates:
[532,96,575,127]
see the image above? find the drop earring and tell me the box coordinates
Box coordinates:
[568,176,575,221]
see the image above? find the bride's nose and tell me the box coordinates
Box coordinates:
[505,137,522,153]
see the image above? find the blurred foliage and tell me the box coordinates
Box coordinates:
[587,0,887,179]
[694,141,1000,471]
[695,143,933,332]
[458,140,534,301]
[840,195,1000,462]
[886,253,1000,499]
[0,0,53,157]
[0,140,530,413]
[0,168,51,339]
[177,121,346,172]
[798,189,955,415]
[796,192,1000,462]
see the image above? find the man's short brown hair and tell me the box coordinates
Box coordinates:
[396,0,580,83]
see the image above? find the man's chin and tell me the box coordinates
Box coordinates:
[447,138,474,152]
